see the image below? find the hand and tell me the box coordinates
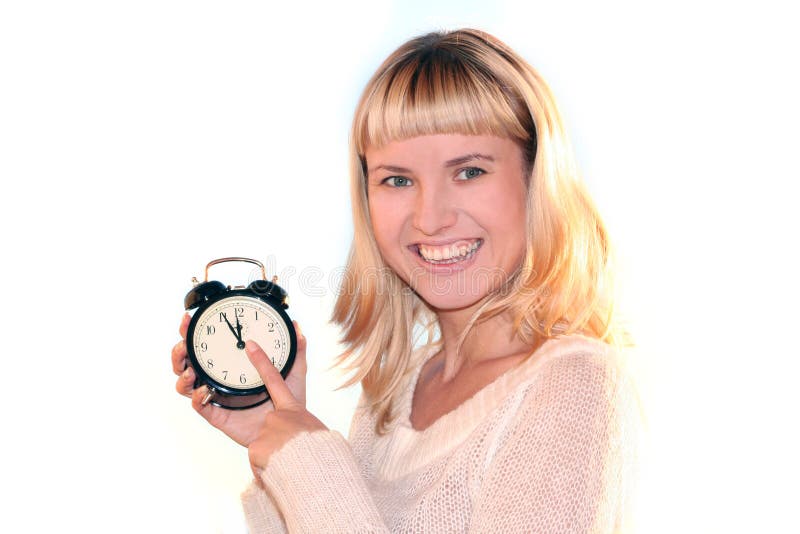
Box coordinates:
[170,314,308,447]
[244,340,327,480]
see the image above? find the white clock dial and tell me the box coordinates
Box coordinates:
[191,295,292,389]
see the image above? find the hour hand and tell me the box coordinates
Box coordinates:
[222,313,240,340]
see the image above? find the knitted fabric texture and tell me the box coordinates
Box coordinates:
[241,335,638,533]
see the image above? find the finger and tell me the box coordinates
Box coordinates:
[175,366,195,397]
[171,339,188,375]
[284,321,308,405]
[291,321,307,375]
[179,313,190,338]
[245,340,297,409]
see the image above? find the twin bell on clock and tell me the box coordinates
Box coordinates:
[183,257,297,410]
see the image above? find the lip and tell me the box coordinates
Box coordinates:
[411,238,482,247]
[406,238,483,274]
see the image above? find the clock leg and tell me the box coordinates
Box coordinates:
[201,387,216,406]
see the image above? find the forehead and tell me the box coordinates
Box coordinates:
[365,134,521,166]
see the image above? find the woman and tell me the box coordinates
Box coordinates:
[172,28,637,532]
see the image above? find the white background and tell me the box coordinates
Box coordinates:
[1,1,798,532]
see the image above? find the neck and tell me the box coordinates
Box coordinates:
[434,302,533,382]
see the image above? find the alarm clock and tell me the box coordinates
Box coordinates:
[184,257,297,410]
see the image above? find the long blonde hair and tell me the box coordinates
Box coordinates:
[332,29,625,433]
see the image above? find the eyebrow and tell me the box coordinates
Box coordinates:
[368,153,495,175]
[444,153,495,167]
[368,164,412,174]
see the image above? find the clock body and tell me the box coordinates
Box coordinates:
[185,284,296,409]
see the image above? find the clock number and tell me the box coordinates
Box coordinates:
[274,339,283,349]
[219,312,227,323]
[206,325,215,335]
[235,307,244,318]
[207,358,214,368]
[267,321,275,332]
[239,373,247,384]
[222,370,228,380]
[200,342,208,352]
[255,310,259,321]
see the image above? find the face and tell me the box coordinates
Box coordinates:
[365,134,528,312]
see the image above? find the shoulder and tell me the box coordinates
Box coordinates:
[499,334,627,397]
[474,336,640,533]
[529,334,627,388]
[509,334,637,427]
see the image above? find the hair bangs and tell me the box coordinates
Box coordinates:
[355,48,529,154]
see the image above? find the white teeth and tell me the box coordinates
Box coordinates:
[418,240,481,263]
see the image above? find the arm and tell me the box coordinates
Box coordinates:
[170,315,309,532]
[241,482,289,534]
[241,392,380,533]
[243,341,389,533]
[257,430,389,533]
[468,351,639,534]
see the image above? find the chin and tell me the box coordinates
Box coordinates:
[412,286,488,313]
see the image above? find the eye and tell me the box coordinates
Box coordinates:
[382,176,412,187]
[456,167,485,181]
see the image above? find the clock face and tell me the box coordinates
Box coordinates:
[190,295,292,390]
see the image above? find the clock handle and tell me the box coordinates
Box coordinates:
[204,257,268,282]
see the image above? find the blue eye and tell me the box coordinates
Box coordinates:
[457,167,485,180]
[383,176,412,187]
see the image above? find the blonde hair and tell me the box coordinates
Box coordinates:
[332,29,625,433]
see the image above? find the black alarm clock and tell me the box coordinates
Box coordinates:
[184,257,297,410]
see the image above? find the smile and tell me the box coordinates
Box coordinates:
[413,239,483,264]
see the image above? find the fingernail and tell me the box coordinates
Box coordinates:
[245,340,258,353]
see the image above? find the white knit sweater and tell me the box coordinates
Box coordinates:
[241,335,638,533]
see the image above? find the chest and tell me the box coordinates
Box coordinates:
[368,455,476,532]
[410,378,479,431]
[409,354,526,431]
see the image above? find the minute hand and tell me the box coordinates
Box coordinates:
[235,316,244,342]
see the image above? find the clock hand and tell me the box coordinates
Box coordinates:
[222,313,246,350]
[235,316,244,342]
[231,313,246,350]
[222,313,240,340]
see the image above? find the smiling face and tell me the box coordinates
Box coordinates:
[366,134,528,312]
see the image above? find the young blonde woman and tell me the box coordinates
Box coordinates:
[171,28,638,533]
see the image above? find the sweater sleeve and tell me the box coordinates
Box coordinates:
[241,481,288,533]
[255,429,389,533]
[468,351,639,534]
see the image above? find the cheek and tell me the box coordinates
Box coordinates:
[368,199,400,252]
[482,183,527,228]
[506,197,528,255]
[482,182,528,258]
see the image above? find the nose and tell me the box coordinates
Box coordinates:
[413,183,457,236]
